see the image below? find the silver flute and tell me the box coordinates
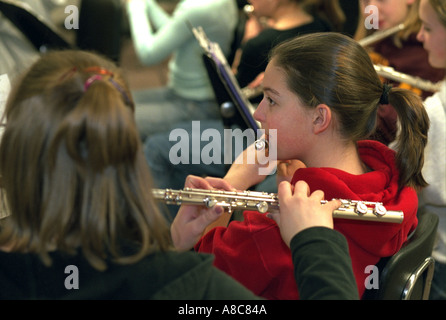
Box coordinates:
[152,188,404,224]
[358,23,406,47]
[374,64,442,92]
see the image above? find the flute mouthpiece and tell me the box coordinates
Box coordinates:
[255,139,268,151]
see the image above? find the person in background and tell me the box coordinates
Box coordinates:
[356,0,445,145]
[234,0,344,90]
[415,0,446,300]
[126,0,238,140]
[172,32,428,300]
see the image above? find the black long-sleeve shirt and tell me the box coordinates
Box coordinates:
[291,227,359,300]
[0,227,358,300]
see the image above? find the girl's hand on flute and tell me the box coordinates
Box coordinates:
[267,180,341,247]
[170,175,234,251]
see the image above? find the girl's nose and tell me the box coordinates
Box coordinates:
[416,28,424,43]
[253,99,265,123]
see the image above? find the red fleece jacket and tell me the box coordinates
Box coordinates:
[195,140,418,299]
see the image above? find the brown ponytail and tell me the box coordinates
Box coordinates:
[387,87,429,190]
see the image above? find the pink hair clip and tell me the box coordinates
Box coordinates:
[84,75,103,91]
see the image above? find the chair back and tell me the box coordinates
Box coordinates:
[362,208,439,300]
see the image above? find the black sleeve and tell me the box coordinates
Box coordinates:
[289,227,359,300]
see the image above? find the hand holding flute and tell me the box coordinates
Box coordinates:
[267,180,341,247]
[170,175,235,252]
[170,176,346,251]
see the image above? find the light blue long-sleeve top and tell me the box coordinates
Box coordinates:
[127,0,237,100]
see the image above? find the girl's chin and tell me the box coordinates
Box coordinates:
[429,56,446,69]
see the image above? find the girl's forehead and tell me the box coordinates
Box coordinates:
[264,62,286,84]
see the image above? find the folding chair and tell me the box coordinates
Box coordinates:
[362,208,439,300]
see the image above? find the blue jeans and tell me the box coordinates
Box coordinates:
[132,87,221,140]
[144,119,277,221]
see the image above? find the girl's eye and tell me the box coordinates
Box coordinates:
[422,24,431,33]
[266,96,276,106]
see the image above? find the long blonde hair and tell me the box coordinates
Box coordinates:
[0,50,171,271]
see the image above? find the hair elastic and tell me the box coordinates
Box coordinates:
[83,66,114,76]
[379,83,392,105]
[108,78,132,106]
[82,66,132,106]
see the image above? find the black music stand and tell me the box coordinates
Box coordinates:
[192,26,260,132]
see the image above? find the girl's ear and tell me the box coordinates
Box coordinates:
[312,104,332,134]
